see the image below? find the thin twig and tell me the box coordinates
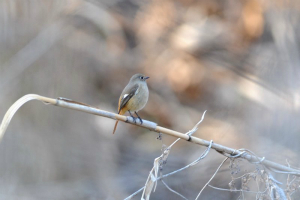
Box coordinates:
[125,141,213,200]
[125,187,144,200]
[162,140,213,179]
[161,180,188,200]
[208,184,269,194]
[195,157,229,199]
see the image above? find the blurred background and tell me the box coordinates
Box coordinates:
[0,0,300,199]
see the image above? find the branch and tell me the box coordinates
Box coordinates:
[1,94,300,177]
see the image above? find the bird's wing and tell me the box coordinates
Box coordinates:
[118,84,139,113]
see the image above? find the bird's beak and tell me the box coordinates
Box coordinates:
[144,76,150,80]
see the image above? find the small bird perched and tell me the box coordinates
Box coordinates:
[113,73,149,134]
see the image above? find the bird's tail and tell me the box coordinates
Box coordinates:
[112,121,119,134]
[112,109,126,134]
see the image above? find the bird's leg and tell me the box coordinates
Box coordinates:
[128,110,137,123]
[134,111,143,125]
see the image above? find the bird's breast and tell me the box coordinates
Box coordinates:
[126,84,149,112]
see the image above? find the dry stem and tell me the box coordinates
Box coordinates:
[0,94,299,177]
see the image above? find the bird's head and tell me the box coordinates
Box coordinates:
[130,74,150,83]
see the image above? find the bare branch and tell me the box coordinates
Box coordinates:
[1,94,300,178]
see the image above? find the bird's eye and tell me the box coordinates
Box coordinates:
[140,76,144,80]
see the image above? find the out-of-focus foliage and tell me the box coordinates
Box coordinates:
[0,0,300,199]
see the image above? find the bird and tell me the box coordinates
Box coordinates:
[112,73,149,134]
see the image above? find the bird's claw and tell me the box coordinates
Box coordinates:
[131,116,137,124]
[137,117,143,125]
[130,116,143,124]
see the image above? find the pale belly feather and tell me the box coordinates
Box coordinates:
[126,84,149,112]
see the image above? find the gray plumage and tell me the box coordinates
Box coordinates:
[118,74,149,113]
[113,73,149,134]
